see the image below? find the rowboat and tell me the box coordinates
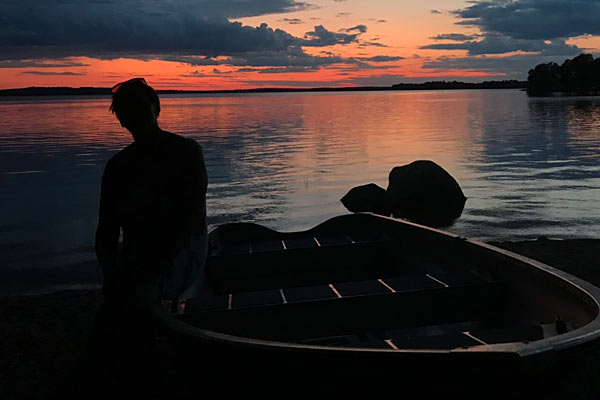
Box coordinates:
[157,213,600,397]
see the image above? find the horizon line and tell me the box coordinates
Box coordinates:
[0,80,528,96]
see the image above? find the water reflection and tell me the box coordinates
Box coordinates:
[452,94,600,240]
[1,91,599,294]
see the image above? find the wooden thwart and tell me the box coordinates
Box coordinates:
[206,238,404,293]
[180,280,506,342]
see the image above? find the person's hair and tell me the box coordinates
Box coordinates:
[109,78,161,122]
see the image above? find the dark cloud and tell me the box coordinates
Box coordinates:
[422,55,526,74]
[1,5,298,60]
[212,68,234,75]
[343,25,368,34]
[376,20,387,23]
[421,37,581,56]
[423,0,599,75]
[182,68,246,78]
[0,59,90,68]
[336,13,351,17]
[1,0,371,73]
[181,70,217,78]
[454,0,600,40]
[421,53,587,79]
[160,56,224,66]
[2,0,410,82]
[242,66,319,73]
[167,0,315,19]
[430,10,442,15]
[322,62,388,71]
[430,33,475,41]
[240,79,343,87]
[2,0,313,32]
[176,52,402,76]
[166,46,345,68]
[219,0,316,18]
[21,71,85,76]
[358,56,405,62]
[358,42,389,48]
[279,18,304,24]
[303,25,361,46]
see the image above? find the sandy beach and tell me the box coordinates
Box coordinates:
[1,238,599,399]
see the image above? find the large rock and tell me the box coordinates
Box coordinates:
[340,183,391,216]
[387,160,466,227]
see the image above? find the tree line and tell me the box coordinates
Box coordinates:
[391,80,526,90]
[528,54,600,96]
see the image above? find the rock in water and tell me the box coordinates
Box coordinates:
[340,183,391,216]
[387,160,466,227]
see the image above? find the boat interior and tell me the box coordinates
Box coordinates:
[174,214,597,352]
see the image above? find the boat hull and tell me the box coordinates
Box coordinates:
[157,213,600,396]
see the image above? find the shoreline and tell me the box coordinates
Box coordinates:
[0,80,528,97]
[1,237,599,398]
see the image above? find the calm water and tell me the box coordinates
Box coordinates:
[1,90,599,294]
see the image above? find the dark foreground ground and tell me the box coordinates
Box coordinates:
[1,238,599,399]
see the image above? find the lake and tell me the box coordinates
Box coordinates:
[1,89,599,294]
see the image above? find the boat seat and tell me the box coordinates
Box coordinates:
[186,268,490,311]
[333,280,391,296]
[180,274,506,342]
[206,236,405,293]
[232,289,283,308]
[283,284,339,302]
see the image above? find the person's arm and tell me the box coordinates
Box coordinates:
[95,161,121,290]
[190,142,208,235]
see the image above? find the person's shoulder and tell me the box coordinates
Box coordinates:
[104,144,134,172]
[164,131,199,145]
[162,131,202,153]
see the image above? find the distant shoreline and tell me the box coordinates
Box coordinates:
[0,80,527,97]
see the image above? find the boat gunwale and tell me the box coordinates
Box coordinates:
[158,213,600,359]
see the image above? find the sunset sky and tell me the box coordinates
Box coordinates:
[1,0,600,90]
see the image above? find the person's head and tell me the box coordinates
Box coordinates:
[110,78,161,141]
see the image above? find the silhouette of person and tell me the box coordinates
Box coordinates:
[83,78,208,397]
[96,77,208,304]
